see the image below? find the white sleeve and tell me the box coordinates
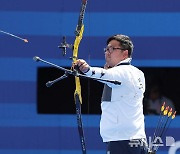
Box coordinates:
[85,66,125,87]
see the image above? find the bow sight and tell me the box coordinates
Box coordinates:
[58,36,73,56]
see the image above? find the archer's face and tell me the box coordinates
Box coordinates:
[104,40,128,67]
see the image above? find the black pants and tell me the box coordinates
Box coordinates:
[106,139,148,154]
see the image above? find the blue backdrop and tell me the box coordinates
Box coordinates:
[0,0,180,153]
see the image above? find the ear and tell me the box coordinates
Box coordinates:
[123,50,129,58]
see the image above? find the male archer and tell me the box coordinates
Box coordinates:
[74,34,148,154]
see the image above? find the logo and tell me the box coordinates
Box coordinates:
[129,136,175,148]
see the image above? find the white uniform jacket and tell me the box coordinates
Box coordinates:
[85,58,146,142]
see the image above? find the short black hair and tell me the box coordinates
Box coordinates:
[106,34,134,57]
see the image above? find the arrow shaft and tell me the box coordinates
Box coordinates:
[0,30,28,42]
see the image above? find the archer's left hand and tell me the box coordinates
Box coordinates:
[73,59,90,73]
